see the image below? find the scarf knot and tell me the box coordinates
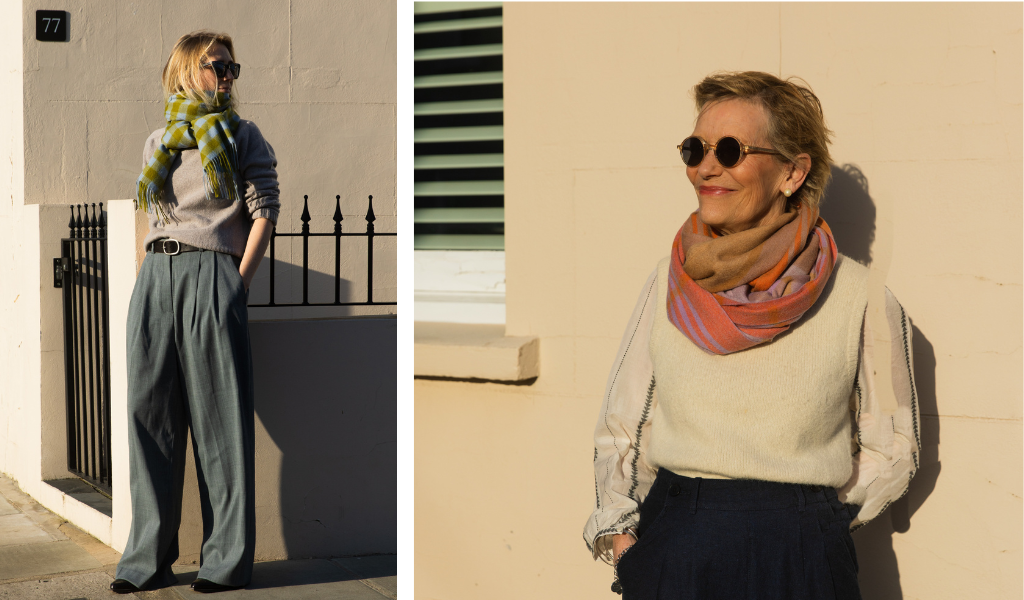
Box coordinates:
[136,92,241,222]
[666,203,838,355]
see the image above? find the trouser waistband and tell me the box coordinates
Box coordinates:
[652,468,839,512]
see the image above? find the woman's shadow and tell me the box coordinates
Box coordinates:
[822,164,941,600]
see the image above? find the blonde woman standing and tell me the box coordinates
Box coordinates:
[111,31,279,594]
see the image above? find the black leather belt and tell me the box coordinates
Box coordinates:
[148,239,203,255]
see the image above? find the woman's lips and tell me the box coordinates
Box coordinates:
[698,186,734,195]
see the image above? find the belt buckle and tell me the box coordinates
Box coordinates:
[162,239,182,256]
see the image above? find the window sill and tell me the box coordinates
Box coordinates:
[414,322,539,382]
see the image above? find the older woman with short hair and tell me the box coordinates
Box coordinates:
[111,30,279,594]
[584,71,920,600]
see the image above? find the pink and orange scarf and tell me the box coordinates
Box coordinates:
[666,203,838,355]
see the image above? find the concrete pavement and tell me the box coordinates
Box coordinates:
[0,475,396,599]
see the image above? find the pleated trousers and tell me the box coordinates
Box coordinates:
[616,469,862,600]
[115,250,256,589]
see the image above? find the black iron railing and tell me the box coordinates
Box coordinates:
[249,194,397,307]
[48,195,394,493]
[53,203,112,494]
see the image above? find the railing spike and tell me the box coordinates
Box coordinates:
[98,202,106,236]
[68,205,76,236]
[300,196,310,305]
[75,205,83,237]
[333,195,343,234]
[300,195,311,234]
[89,203,98,236]
[365,195,375,302]
[365,195,375,223]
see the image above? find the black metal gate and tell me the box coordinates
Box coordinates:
[53,203,112,494]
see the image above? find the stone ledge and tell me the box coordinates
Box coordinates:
[44,479,111,518]
[35,480,112,547]
[414,322,539,382]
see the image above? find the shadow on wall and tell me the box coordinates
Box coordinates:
[248,256,355,306]
[172,259,395,564]
[823,164,941,599]
[821,164,876,267]
[250,315,397,558]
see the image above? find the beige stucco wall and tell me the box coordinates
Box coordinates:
[21,0,396,312]
[415,3,1022,599]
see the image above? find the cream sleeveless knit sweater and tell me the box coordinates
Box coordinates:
[647,254,869,487]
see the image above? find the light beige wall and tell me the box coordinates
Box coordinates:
[107,200,137,550]
[0,0,26,476]
[173,317,397,562]
[415,3,1022,599]
[22,0,396,311]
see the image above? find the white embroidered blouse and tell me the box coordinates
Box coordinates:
[584,266,921,564]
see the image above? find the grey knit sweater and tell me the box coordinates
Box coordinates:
[141,119,281,257]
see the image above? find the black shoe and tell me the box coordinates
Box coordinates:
[110,579,140,594]
[191,578,246,593]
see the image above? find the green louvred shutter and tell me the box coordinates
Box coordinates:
[414,2,504,250]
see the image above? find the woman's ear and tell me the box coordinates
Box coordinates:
[783,153,811,193]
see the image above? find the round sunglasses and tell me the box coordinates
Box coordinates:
[677,136,781,168]
[201,60,241,80]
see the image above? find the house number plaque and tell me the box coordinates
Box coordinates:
[36,10,69,42]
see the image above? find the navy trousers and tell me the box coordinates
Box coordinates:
[115,250,256,590]
[616,469,861,600]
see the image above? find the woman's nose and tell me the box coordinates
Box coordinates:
[697,151,722,176]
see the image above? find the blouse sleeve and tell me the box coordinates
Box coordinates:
[837,287,921,529]
[583,268,661,564]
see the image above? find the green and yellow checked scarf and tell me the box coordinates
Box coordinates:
[137,92,241,222]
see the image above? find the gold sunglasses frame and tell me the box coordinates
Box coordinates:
[677,136,782,167]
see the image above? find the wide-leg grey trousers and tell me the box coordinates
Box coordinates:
[115,250,255,589]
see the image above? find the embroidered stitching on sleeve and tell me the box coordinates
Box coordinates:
[599,276,656,505]
[898,300,921,470]
[626,375,656,501]
[853,377,863,448]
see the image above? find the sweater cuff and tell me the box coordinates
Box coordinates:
[252,206,279,226]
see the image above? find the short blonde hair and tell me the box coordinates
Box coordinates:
[161,30,237,109]
[693,71,833,208]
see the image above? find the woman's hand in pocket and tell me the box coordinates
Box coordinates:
[613,533,637,565]
[239,218,274,291]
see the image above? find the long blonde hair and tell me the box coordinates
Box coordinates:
[161,30,238,109]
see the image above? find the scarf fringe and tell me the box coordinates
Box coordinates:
[136,181,169,224]
[202,153,240,202]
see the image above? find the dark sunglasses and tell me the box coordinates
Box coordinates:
[202,60,241,79]
[677,136,781,168]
